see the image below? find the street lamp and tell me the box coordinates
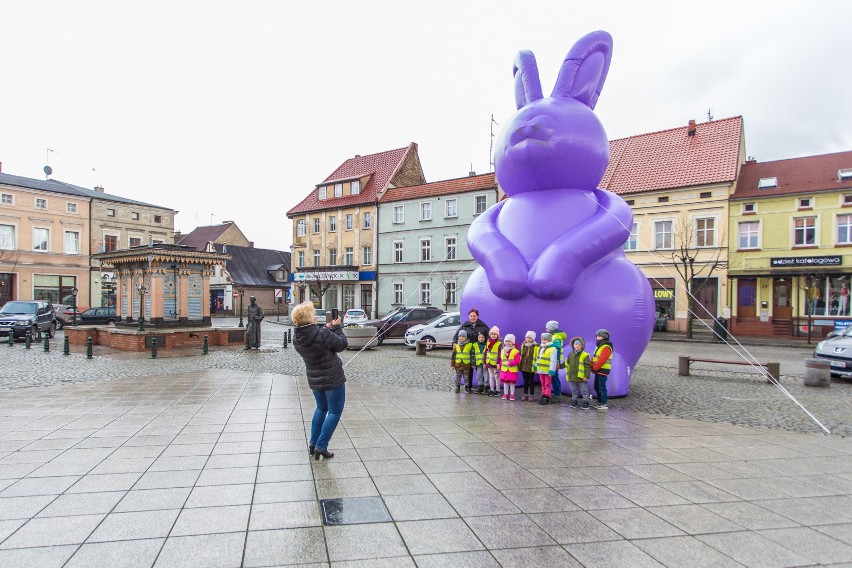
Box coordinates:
[137,281,147,332]
[71,286,78,326]
[238,288,245,328]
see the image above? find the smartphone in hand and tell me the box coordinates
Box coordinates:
[331,308,339,322]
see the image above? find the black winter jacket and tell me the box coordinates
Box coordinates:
[294,324,348,391]
[453,319,490,344]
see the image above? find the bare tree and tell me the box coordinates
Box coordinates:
[668,212,728,339]
[306,273,337,311]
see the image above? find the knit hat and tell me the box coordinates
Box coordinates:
[458,330,468,339]
[504,334,516,344]
[596,329,610,341]
[545,320,559,332]
[489,326,500,335]
[541,332,553,342]
[525,330,536,340]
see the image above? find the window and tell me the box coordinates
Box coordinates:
[351,180,361,195]
[798,197,812,209]
[0,224,15,250]
[393,241,403,263]
[64,231,79,254]
[794,217,816,246]
[343,285,355,310]
[1,194,12,205]
[328,216,336,232]
[839,169,852,181]
[345,214,353,230]
[393,205,404,224]
[625,199,634,206]
[129,237,142,247]
[313,249,320,266]
[474,195,487,215]
[654,220,673,250]
[738,221,759,249]
[296,220,306,237]
[297,251,305,267]
[334,183,343,197]
[445,199,457,218]
[344,247,353,265]
[743,202,756,214]
[420,282,431,305]
[445,237,456,260]
[131,212,139,220]
[445,281,457,305]
[104,234,118,252]
[837,215,852,244]
[318,186,327,199]
[700,192,712,199]
[758,177,778,189]
[362,246,372,265]
[624,222,638,251]
[66,202,77,213]
[695,218,715,248]
[844,195,852,206]
[106,208,115,217]
[154,215,162,223]
[152,239,164,245]
[420,202,432,221]
[33,275,76,305]
[313,218,320,233]
[33,228,49,252]
[35,198,47,210]
[328,248,337,265]
[363,211,372,229]
[658,196,669,203]
[393,283,404,305]
[420,238,431,261]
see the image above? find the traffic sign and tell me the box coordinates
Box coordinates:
[275,288,283,299]
[233,291,239,298]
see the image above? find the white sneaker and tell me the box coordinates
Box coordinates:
[595,404,608,411]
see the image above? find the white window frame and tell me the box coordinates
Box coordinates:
[351,180,361,195]
[420,281,431,305]
[0,193,12,205]
[694,216,716,248]
[64,230,80,255]
[35,197,47,210]
[474,194,487,215]
[334,183,343,197]
[313,249,320,266]
[345,214,353,231]
[318,186,327,199]
[445,198,457,218]
[653,220,673,250]
[624,221,638,251]
[793,216,817,247]
[131,212,139,220]
[363,211,372,229]
[328,215,336,232]
[758,177,778,189]
[344,247,354,265]
[842,194,852,206]
[128,235,143,248]
[837,214,852,245]
[0,224,15,250]
[420,202,432,221]
[328,248,337,265]
[393,240,403,263]
[738,221,760,250]
[393,205,404,224]
[445,280,457,305]
[420,237,431,262]
[445,236,456,260]
[742,202,756,214]
[106,208,115,217]
[33,227,49,252]
[297,251,305,268]
[393,282,404,305]
[296,220,306,237]
[362,246,372,265]
[66,202,77,214]
[313,218,320,234]
[798,197,813,210]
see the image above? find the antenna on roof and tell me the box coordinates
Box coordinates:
[489,114,499,172]
[707,108,713,122]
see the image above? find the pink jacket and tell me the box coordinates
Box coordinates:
[499,347,520,383]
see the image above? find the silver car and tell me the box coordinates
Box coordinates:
[404,312,461,350]
[814,327,852,378]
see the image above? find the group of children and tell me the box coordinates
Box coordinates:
[451,320,613,410]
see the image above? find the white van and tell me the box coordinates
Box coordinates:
[404,312,461,350]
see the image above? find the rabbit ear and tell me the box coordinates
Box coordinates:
[513,50,543,109]
[551,31,613,109]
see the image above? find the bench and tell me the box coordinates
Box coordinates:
[678,356,780,384]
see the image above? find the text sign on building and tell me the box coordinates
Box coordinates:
[653,289,674,300]
[293,271,359,282]
[770,256,842,267]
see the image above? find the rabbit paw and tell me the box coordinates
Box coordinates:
[489,278,530,300]
[528,278,573,300]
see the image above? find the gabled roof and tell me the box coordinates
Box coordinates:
[178,224,234,250]
[287,143,419,216]
[214,244,291,288]
[732,151,852,199]
[380,173,497,203]
[599,116,743,194]
[0,172,175,211]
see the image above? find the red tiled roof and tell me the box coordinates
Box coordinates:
[287,144,415,216]
[380,173,496,203]
[733,151,852,199]
[599,116,743,194]
[178,224,232,250]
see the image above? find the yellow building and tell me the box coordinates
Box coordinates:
[728,151,852,339]
[287,143,425,318]
[599,117,745,333]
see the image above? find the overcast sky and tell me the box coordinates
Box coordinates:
[2,1,850,250]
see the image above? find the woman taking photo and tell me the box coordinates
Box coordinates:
[292,302,347,460]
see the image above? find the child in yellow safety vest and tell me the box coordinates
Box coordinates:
[519,331,539,401]
[536,333,559,405]
[451,330,475,393]
[565,336,592,409]
[473,332,487,394]
[484,326,502,397]
[499,334,520,401]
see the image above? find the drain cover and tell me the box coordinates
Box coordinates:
[320,497,392,525]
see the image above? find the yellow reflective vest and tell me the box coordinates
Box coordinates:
[499,347,520,373]
[593,343,613,375]
[453,342,474,365]
[535,345,555,374]
[473,343,485,366]
[485,340,501,366]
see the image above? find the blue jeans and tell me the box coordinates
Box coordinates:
[552,372,563,397]
[311,384,345,450]
[594,373,608,405]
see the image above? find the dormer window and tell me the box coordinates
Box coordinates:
[334,183,343,197]
[351,180,361,195]
[318,186,327,200]
[839,168,852,181]
[758,177,778,189]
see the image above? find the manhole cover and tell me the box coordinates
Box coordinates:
[320,497,391,525]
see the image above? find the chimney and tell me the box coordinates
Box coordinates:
[687,120,697,136]
[469,163,476,177]
[173,230,183,244]
[223,220,234,224]
[94,185,105,193]
[355,154,361,158]
[746,156,757,164]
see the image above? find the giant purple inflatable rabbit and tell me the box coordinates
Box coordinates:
[461,31,653,397]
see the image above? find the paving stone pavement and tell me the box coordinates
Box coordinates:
[0,369,850,567]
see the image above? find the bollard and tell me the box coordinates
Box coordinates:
[36,328,42,341]
[678,356,690,376]
[287,329,292,343]
[43,333,50,352]
[416,340,427,356]
[203,334,208,355]
[25,332,31,349]
[86,337,93,359]
[282,332,288,348]
[803,358,829,387]
[8,332,14,346]
[63,335,70,355]
[764,362,781,384]
[151,337,158,359]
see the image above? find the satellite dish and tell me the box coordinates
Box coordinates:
[43,165,52,176]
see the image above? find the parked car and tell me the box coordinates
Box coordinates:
[53,304,81,329]
[78,306,117,325]
[0,300,56,340]
[343,309,369,326]
[814,327,852,378]
[361,306,444,345]
[404,312,461,350]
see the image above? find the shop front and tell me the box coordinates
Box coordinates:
[650,277,675,331]
[291,269,376,318]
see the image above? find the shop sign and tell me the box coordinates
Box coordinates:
[653,289,674,299]
[293,271,359,282]
[834,320,852,330]
[770,255,841,267]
